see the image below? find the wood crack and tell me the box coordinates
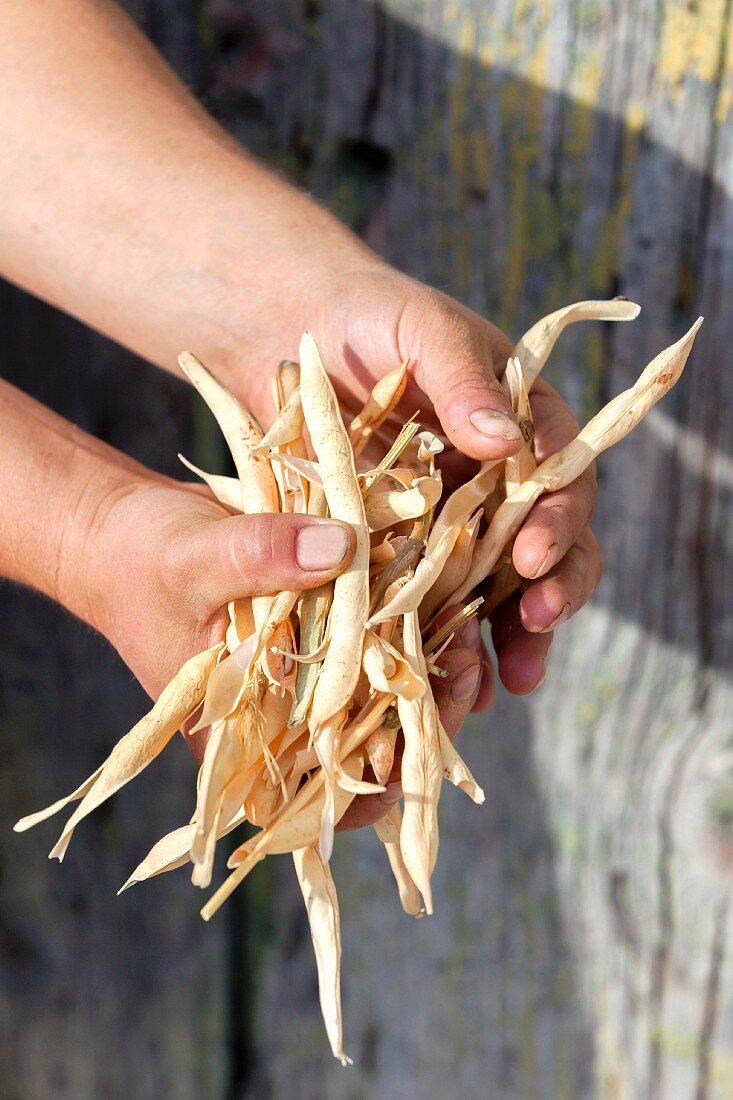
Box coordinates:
[362,1,388,136]
[694,895,729,1100]
[647,729,700,1100]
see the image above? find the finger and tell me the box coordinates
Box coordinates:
[512,469,597,579]
[519,527,603,633]
[471,641,495,713]
[513,380,597,579]
[432,648,482,739]
[336,775,403,831]
[526,379,584,460]
[178,513,356,610]
[181,712,208,764]
[491,594,553,695]
[404,293,524,461]
[428,602,492,712]
[430,602,483,655]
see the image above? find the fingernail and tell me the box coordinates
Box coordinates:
[469,408,523,442]
[459,616,481,650]
[379,781,403,806]
[529,542,559,579]
[543,602,571,631]
[296,523,349,570]
[450,665,481,702]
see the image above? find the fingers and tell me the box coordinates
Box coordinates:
[177,513,356,610]
[403,291,523,461]
[181,710,209,765]
[519,527,603,633]
[432,648,482,739]
[471,641,495,713]
[513,379,597,579]
[491,595,553,695]
[493,527,602,695]
[429,602,493,720]
[524,378,583,460]
[512,471,596,579]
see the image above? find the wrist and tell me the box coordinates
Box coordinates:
[192,160,389,419]
[55,457,154,639]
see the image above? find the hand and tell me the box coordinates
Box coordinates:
[0,0,599,705]
[299,265,603,700]
[79,476,357,703]
[82,475,489,783]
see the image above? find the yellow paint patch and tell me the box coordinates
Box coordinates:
[626,102,647,133]
[526,28,550,90]
[573,53,604,109]
[714,13,733,121]
[657,0,728,94]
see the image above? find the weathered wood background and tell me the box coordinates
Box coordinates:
[1,1,732,1097]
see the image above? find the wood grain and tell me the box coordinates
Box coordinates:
[2,2,732,1098]
[203,3,733,1097]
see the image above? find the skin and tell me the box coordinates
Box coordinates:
[0,377,360,702]
[0,0,603,827]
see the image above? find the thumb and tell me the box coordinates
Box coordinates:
[184,513,356,610]
[408,297,523,460]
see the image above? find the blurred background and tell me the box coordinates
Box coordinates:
[1,2,732,1097]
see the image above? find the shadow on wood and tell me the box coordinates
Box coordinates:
[0,2,732,1099]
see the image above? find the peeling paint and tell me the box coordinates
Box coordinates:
[657,0,729,93]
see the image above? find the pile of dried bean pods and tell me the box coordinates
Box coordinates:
[15,302,702,1063]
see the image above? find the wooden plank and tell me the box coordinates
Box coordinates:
[0,286,229,1099]
[199,3,733,1097]
[3,1,733,1097]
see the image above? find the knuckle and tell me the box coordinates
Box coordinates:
[568,468,597,525]
[582,460,598,496]
[558,543,588,592]
[543,469,596,531]
[440,366,484,405]
[567,528,604,594]
[415,296,487,363]
[161,531,200,603]
[221,516,277,596]
[235,515,278,576]
[414,285,456,325]
[587,529,604,581]
[488,326,513,367]
[532,393,582,453]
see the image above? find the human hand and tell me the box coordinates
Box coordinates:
[80,476,357,707]
[298,265,603,700]
[80,475,492,782]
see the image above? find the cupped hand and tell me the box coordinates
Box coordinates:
[83,477,357,701]
[299,265,603,697]
[84,476,488,789]
[88,265,603,836]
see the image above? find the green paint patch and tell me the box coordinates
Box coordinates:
[559,826,584,858]
[593,678,620,703]
[651,1022,698,1062]
[576,700,599,728]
